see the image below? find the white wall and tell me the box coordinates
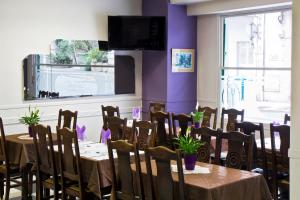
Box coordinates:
[0,0,142,141]
[197,15,221,109]
[289,0,300,199]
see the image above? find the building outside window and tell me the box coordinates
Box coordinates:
[221,10,292,122]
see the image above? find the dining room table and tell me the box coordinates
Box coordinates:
[132,160,272,200]
[4,133,116,199]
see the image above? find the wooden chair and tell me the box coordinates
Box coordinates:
[149,102,165,114]
[106,116,128,141]
[270,124,290,200]
[145,146,185,200]
[33,124,59,200]
[284,114,290,125]
[220,131,254,170]
[132,120,157,150]
[101,105,120,129]
[57,109,78,130]
[198,106,218,129]
[171,113,193,137]
[150,111,173,148]
[107,140,144,200]
[0,117,22,200]
[190,127,222,164]
[235,122,268,178]
[220,108,244,131]
[57,127,92,200]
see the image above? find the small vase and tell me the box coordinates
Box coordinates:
[184,154,197,170]
[28,126,33,137]
[194,122,200,128]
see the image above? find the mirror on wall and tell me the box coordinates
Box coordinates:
[23,39,135,100]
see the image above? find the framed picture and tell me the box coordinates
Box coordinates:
[172,49,195,73]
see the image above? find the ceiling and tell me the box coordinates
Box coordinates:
[170,0,221,5]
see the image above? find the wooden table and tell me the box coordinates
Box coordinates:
[4,134,114,199]
[133,161,272,200]
[5,133,42,200]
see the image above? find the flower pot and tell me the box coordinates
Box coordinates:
[194,122,200,128]
[28,126,33,137]
[184,154,197,170]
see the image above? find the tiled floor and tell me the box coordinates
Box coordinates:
[4,186,36,200]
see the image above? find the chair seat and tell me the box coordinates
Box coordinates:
[65,183,94,197]
[0,163,20,174]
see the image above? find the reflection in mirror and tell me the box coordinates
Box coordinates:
[23,39,135,100]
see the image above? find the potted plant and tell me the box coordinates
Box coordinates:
[19,107,40,137]
[191,111,203,128]
[174,135,204,170]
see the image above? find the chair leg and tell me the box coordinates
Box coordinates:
[0,174,4,199]
[4,175,10,200]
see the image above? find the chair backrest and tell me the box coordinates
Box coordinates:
[106,116,127,141]
[132,120,157,150]
[171,113,193,137]
[235,122,267,174]
[101,105,120,128]
[57,109,78,130]
[270,124,290,170]
[221,131,254,170]
[0,118,9,167]
[57,127,85,199]
[198,106,218,129]
[221,108,244,131]
[33,124,57,176]
[270,124,290,199]
[284,114,290,125]
[145,146,185,200]
[107,140,144,200]
[190,127,222,164]
[150,111,172,147]
[149,102,166,114]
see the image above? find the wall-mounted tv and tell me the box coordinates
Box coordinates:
[108,16,166,50]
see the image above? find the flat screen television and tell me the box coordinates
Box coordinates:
[108,16,166,50]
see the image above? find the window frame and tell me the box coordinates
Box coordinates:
[219,9,292,123]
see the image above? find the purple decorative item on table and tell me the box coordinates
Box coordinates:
[184,154,197,170]
[273,121,280,138]
[101,128,111,144]
[76,125,86,141]
[132,107,141,120]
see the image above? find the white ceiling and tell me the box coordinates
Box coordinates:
[170,0,215,5]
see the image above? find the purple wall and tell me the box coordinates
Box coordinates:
[142,0,197,118]
[167,4,197,114]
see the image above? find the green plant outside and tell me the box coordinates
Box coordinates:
[174,135,204,155]
[19,107,40,126]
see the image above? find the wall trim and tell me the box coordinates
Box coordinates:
[3,106,136,126]
[0,95,141,110]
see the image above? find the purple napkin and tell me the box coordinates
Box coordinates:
[132,107,141,120]
[273,121,280,138]
[76,125,86,141]
[101,128,111,144]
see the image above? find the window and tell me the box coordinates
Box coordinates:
[221,10,292,122]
